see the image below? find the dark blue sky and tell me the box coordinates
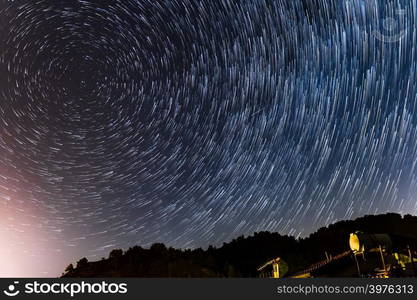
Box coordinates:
[0,0,416,276]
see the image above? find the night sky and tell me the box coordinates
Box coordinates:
[1,0,417,277]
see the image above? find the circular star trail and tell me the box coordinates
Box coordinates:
[1,0,417,276]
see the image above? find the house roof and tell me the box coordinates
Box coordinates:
[257,257,281,271]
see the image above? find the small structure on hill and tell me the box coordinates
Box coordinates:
[257,257,288,278]
[349,231,417,277]
[349,231,392,277]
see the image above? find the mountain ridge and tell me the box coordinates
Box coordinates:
[62,213,417,277]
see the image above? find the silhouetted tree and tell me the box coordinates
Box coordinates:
[76,257,88,269]
[150,243,167,253]
[109,249,123,259]
[65,264,74,273]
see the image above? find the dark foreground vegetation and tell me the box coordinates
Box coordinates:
[62,213,417,277]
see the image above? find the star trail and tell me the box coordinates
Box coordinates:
[1,0,417,277]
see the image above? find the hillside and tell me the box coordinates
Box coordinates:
[62,213,417,277]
